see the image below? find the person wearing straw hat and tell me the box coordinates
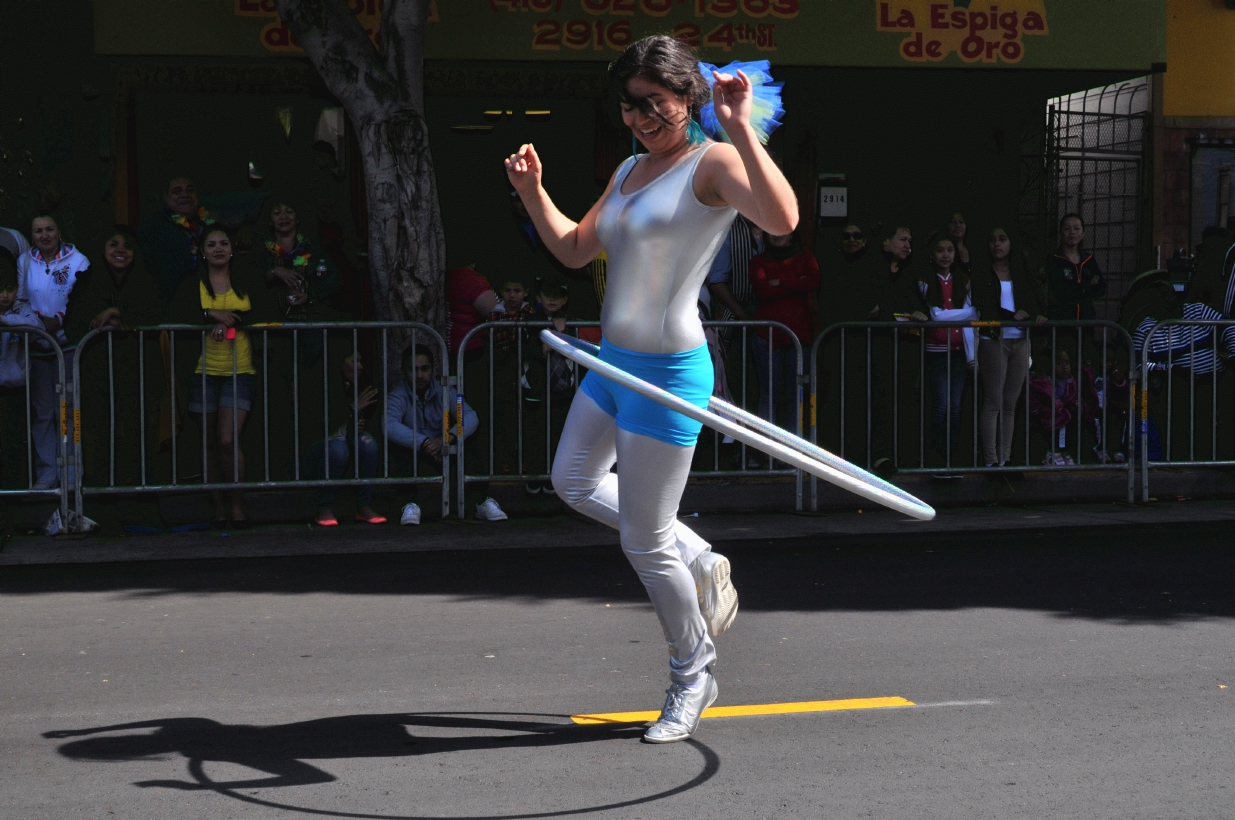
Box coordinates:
[505,35,795,744]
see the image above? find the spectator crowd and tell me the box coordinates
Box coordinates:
[4,174,1235,531]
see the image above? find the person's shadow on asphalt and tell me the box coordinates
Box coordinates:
[43,712,657,792]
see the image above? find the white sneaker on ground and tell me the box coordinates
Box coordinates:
[642,671,718,744]
[400,502,421,526]
[475,497,508,521]
[690,551,738,638]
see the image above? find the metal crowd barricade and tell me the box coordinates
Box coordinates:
[696,320,805,511]
[809,319,1137,509]
[455,319,806,519]
[1138,318,1235,502]
[0,325,71,525]
[69,321,450,529]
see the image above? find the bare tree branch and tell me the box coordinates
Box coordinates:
[273,0,392,118]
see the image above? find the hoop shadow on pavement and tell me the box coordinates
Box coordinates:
[44,712,720,819]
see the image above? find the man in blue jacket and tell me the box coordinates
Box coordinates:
[385,343,507,525]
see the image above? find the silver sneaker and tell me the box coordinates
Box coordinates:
[642,671,718,744]
[691,551,738,637]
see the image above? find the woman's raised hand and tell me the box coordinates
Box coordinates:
[504,144,543,196]
[711,69,754,136]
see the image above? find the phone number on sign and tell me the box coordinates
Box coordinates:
[533,20,777,51]
[495,0,798,15]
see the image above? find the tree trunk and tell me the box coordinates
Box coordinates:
[356,112,446,330]
[273,0,445,335]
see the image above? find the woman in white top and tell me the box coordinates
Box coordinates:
[505,36,796,744]
[17,215,89,489]
[972,227,1047,467]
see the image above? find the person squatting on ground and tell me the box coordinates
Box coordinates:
[523,278,577,492]
[505,36,797,743]
[310,353,384,527]
[384,343,507,526]
[17,215,89,490]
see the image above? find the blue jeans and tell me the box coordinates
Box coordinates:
[928,351,968,461]
[308,433,378,508]
[751,336,797,430]
[30,354,75,488]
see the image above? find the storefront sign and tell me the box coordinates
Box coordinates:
[876,1,1048,64]
[233,0,387,52]
[93,0,1164,72]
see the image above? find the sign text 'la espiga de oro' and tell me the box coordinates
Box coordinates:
[877,0,1049,64]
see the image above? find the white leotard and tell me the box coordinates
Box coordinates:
[594,144,737,354]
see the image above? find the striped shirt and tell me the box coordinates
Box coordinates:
[1133,302,1235,375]
[706,218,757,320]
[589,250,608,306]
[1223,241,1235,317]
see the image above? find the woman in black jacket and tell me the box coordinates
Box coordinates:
[1044,213,1105,320]
[971,227,1046,467]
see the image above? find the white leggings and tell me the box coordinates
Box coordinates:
[551,391,716,685]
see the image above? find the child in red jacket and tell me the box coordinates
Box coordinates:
[749,231,820,430]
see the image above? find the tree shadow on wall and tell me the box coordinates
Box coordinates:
[44,712,720,819]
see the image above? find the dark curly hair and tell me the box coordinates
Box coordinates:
[608,35,709,131]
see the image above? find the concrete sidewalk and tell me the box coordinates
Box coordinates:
[3,499,1232,567]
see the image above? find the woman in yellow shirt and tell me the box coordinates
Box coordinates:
[181,227,262,527]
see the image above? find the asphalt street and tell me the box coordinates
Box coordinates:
[3,520,1233,819]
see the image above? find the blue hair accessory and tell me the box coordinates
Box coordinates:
[686,119,708,145]
[696,60,785,145]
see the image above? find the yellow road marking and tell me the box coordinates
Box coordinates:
[571,696,914,725]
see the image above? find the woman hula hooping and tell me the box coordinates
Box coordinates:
[505,36,797,744]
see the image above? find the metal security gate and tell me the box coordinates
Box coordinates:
[1042,79,1151,319]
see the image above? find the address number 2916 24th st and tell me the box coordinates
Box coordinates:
[532,19,778,52]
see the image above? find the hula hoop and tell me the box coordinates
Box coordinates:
[542,330,935,521]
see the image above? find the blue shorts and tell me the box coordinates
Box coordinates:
[579,339,712,447]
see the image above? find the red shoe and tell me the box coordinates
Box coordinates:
[314,517,339,527]
[355,513,387,525]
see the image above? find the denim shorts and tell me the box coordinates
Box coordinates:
[188,373,256,413]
